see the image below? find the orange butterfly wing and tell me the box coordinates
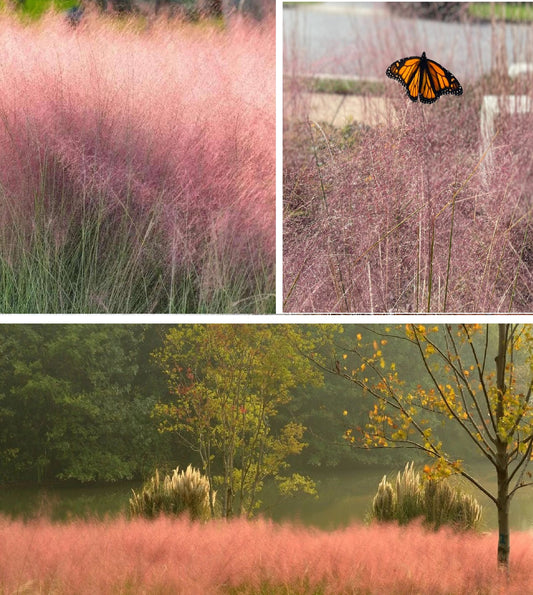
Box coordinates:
[386,52,463,104]
[386,56,422,102]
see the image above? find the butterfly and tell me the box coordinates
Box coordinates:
[386,51,463,104]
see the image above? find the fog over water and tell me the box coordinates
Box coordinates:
[2,464,533,532]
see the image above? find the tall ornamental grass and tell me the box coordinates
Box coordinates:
[1,515,532,593]
[284,12,532,313]
[372,462,482,531]
[129,465,214,520]
[0,9,274,312]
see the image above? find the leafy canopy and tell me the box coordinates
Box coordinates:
[338,324,533,490]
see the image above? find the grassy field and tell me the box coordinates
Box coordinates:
[0,9,274,312]
[1,515,532,593]
[284,13,532,313]
[469,3,533,22]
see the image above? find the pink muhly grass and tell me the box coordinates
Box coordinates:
[0,10,274,312]
[1,515,533,594]
[283,10,532,313]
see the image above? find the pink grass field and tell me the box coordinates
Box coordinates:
[283,11,533,313]
[0,10,274,298]
[1,516,533,594]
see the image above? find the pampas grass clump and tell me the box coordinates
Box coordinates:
[371,462,482,531]
[130,465,214,520]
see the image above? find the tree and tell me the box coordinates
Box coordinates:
[152,325,325,518]
[0,325,168,483]
[322,324,533,571]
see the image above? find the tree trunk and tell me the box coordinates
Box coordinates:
[221,442,235,518]
[496,464,510,568]
[495,324,510,570]
[200,440,216,518]
[225,486,234,518]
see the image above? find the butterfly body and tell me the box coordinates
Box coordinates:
[386,51,463,104]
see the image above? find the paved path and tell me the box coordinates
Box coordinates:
[284,3,533,80]
[305,93,393,126]
[285,91,396,127]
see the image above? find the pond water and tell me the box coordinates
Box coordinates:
[0,480,141,522]
[2,465,533,531]
[266,465,533,532]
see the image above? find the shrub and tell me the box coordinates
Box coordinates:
[371,462,482,531]
[388,3,470,22]
[129,465,214,521]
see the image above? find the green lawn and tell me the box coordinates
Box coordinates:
[0,0,78,19]
[469,2,533,22]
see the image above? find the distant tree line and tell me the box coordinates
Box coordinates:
[13,0,273,22]
[0,325,411,486]
[70,0,272,20]
[0,326,172,483]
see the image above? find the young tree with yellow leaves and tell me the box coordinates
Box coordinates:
[152,325,324,519]
[326,324,533,570]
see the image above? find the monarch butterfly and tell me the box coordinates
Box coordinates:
[386,51,463,104]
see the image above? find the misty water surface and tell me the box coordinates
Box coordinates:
[2,465,532,531]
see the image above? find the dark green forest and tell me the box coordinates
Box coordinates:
[0,324,484,486]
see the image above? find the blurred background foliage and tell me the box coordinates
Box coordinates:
[1,0,273,21]
[0,324,487,486]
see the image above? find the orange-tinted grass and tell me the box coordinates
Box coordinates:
[1,515,532,594]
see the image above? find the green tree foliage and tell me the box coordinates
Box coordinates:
[326,324,533,570]
[0,325,168,482]
[152,325,327,518]
[287,325,428,470]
